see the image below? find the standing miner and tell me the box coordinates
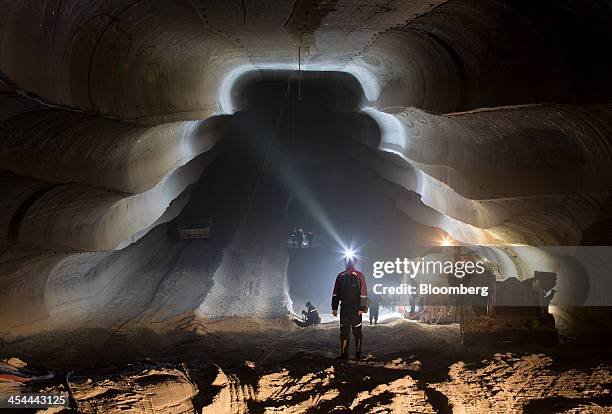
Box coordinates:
[332,252,369,359]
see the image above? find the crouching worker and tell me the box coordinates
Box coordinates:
[293,301,321,327]
[332,255,368,359]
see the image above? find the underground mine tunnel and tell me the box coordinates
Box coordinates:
[1,0,612,412]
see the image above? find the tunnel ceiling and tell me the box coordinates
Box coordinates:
[0,0,612,337]
[1,0,611,120]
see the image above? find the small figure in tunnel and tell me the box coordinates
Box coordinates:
[294,225,305,248]
[369,294,380,325]
[289,225,300,248]
[305,231,314,248]
[293,301,321,327]
[289,225,313,248]
[332,255,368,360]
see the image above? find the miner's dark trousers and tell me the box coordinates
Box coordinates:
[370,308,379,324]
[340,307,363,354]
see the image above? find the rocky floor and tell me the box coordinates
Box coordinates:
[2,319,611,413]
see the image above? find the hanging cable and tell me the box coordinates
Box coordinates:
[298,34,302,101]
[243,83,291,224]
[287,77,291,170]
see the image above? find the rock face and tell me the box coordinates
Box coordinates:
[0,0,611,341]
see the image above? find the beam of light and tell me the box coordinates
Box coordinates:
[283,169,347,250]
[344,248,354,260]
[216,68,381,253]
[225,73,348,254]
[218,67,382,255]
[333,241,365,265]
[441,236,453,247]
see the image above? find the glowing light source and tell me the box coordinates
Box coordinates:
[440,237,452,247]
[344,248,355,260]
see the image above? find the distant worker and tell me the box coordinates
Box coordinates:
[369,294,380,325]
[289,225,297,247]
[306,231,314,248]
[295,226,305,248]
[293,301,321,327]
[332,253,368,359]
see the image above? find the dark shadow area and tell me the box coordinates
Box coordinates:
[506,0,612,105]
[230,76,448,313]
[523,394,612,414]
[231,70,367,113]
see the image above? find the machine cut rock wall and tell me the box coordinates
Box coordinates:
[0,0,610,340]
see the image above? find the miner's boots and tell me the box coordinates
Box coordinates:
[355,336,363,360]
[337,339,349,359]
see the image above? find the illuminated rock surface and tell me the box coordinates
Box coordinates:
[0,1,611,412]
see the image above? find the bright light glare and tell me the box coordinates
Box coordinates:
[441,237,452,247]
[344,248,355,259]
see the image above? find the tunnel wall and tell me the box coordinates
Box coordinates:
[0,155,207,251]
[0,0,610,339]
[0,0,255,123]
[0,86,228,194]
[346,0,612,112]
[365,104,612,246]
[0,84,228,251]
[0,227,177,338]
